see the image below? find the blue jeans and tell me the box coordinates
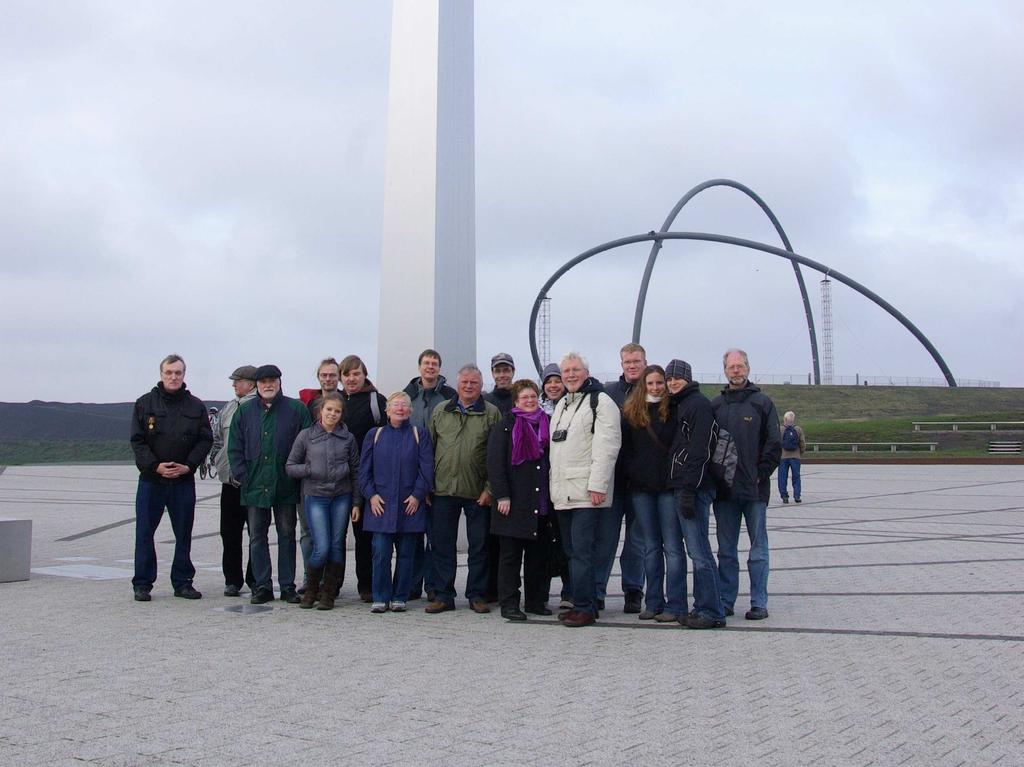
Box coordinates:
[303,494,350,568]
[372,532,419,603]
[714,499,769,611]
[557,507,599,616]
[247,504,297,594]
[631,491,686,614]
[133,478,196,590]
[429,495,490,605]
[778,458,801,500]
[678,486,724,620]
[620,493,644,595]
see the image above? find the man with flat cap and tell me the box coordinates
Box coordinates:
[210,364,258,596]
[229,364,312,604]
[130,353,213,602]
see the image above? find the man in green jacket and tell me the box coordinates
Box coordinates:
[425,364,500,614]
[228,364,311,605]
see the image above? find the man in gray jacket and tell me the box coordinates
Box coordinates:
[210,365,258,597]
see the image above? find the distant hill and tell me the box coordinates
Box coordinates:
[0,400,225,441]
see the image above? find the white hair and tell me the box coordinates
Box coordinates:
[783,411,796,425]
[559,351,589,372]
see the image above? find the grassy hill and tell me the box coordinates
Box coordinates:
[0,387,1020,464]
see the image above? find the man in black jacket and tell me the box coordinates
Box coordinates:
[129,354,213,602]
[711,348,781,621]
[665,359,726,629]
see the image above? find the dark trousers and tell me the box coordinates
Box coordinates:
[351,513,373,595]
[486,533,501,599]
[220,483,253,589]
[133,478,196,591]
[497,534,548,608]
[429,495,490,604]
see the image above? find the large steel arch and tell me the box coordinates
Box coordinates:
[632,179,821,383]
[528,231,956,387]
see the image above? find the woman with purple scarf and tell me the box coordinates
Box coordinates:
[486,379,553,621]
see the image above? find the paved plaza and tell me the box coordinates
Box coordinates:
[1,463,1022,766]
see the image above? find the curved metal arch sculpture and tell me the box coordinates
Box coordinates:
[632,179,821,383]
[528,230,957,387]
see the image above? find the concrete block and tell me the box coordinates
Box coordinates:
[0,518,32,582]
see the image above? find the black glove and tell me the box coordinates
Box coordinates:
[677,492,695,520]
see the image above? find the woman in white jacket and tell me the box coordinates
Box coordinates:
[549,352,622,627]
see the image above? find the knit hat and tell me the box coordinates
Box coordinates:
[665,359,692,382]
[541,363,561,382]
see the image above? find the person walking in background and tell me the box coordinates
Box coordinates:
[620,364,685,622]
[210,364,258,597]
[778,411,805,504]
[359,392,434,613]
[129,354,212,602]
[711,349,780,621]
[286,392,361,611]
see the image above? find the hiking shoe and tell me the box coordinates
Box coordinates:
[469,599,491,614]
[280,589,301,604]
[425,600,454,614]
[686,614,726,629]
[623,591,642,614]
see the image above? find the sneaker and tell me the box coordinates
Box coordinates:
[686,614,726,629]
[558,598,573,611]
[370,602,388,613]
[745,606,769,620]
[133,587,151,602]
[173,585,202,600]
[390,601,407,612]
[223,584,241,597]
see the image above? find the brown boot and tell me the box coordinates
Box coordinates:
[317,562,343,610]
[300,566,323,609]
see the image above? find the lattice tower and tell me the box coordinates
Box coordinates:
[820,277,834,385]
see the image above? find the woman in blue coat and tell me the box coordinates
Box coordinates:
[358,391,434,612]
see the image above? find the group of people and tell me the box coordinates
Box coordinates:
[130,343,805,628]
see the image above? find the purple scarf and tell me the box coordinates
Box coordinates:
[510,407,549,465]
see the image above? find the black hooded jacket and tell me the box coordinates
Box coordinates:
[666,382,716,498]
[710,381,781,503]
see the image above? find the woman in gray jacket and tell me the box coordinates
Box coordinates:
[286,392,362,610]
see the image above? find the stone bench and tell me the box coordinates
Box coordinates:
[0,518,32,582]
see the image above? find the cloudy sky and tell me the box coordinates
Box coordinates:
[2,1,1021,402]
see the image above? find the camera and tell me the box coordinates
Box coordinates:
[551,429,567,442]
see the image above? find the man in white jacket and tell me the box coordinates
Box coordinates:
[549,352,622,627]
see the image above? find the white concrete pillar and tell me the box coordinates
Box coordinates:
[377,0,476,393]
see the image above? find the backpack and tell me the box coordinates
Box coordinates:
[373,425,419,446]
[782,424,800,451]
[369,394,383,426]
[709,424,739,490]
